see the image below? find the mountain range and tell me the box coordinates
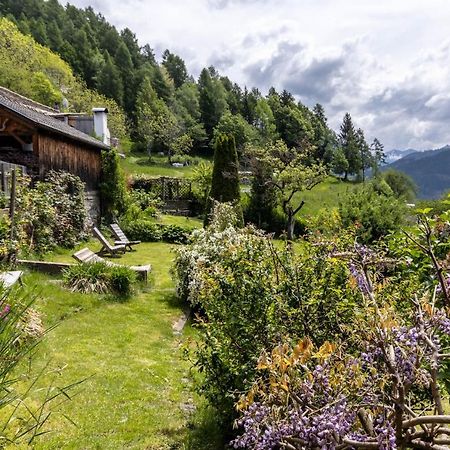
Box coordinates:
[385,145,450,199]
[384,148,418,164]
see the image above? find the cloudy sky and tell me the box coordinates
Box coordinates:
[67,0,450,150]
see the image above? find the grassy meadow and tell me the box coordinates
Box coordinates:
[12,240,223,449]
[9,156,358,449]
[293,176,358,218]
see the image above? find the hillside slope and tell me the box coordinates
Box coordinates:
[387,145,450,198]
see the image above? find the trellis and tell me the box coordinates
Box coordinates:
[131,176,193,201]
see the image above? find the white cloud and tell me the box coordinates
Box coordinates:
[65,0,450,149]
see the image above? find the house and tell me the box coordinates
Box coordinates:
[0,86,111,219]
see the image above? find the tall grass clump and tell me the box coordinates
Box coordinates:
[0,286,78,445]
[63,262,136,297]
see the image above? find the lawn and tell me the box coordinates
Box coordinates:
[120,154,204,179]
[14,242,222,449]
[292,176,358,218]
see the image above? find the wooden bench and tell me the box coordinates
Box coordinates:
[0,270,23,289]
[73,248,151,283]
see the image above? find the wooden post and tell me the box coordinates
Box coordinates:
[1,163,5,194]
[9,168,16,241]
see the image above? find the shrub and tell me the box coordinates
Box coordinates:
[128,189,161,212]
[174,212,363,425]
[191,161,213,214]
[108,265,137,297]
[205,133,242,225]
[233,224,450,450]
[122,220,192,244]
[121,220,162,242]
[14,171,87,254]
[416,192,450,215]
[339,180,408,243]
[160,224,192,244]
[63,262,136,297]
[0,193,6,208]
[0,215,10,241]
[244,203,306,237]
[44,170,87,246]
[99,149,129,220]
[381,168,417,201]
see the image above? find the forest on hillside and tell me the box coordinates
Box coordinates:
[0,0,384,179]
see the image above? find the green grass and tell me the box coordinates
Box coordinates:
[121,154,200,179]
[15,242,223,449]
[293,176,358,218]
[152,214,203,228]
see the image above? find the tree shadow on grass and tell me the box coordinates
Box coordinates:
[161,291,185,310]
[183,404,227,450]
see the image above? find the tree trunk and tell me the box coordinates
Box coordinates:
[287,210,295,241]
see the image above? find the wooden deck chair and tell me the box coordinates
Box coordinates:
[110,223,141,251]
[72,248,151,282]
[92,227,126,256]
[0,271,23,289]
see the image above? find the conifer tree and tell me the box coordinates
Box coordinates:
[198,67,228,141]
[371,138,386,175]
[312,103,335,163]
[97,51,123,106]
[210,134,240,203]
[339,112,360,180]
[356,128,372,182]
[162,49,188,89]
[206,133,242,225]
[114,41,134,113]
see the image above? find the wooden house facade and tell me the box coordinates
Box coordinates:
[0,87,108,190]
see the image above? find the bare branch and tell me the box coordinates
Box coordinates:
[403,416,450,429]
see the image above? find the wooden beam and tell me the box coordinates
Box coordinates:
[0,109,36,132]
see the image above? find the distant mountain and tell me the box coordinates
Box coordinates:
[385,145,450,199]
[385,148,418,164]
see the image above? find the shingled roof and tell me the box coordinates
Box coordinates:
[0,87,109,150]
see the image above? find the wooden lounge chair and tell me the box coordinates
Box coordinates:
[110,223,141,251]
[92,227,126,256]
[72,248,151,282]
[0,271,23,289]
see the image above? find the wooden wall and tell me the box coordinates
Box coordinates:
[36,132,102,189]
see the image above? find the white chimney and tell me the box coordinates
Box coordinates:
[92,107,110,146]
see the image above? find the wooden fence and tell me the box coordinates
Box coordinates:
[0,161,27,197]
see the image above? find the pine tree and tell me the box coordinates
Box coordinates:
[198,67,228,141]
[339,112,359,180]
[150,65,174,102]
[313,103,327,124]
[97,51,124,106]
[312,103,335,163]
[356,128,372,182]
[371,138,386,175]
[162,49,188,89]
[114,41,135,114]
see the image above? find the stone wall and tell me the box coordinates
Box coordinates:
[84,190,101,226]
